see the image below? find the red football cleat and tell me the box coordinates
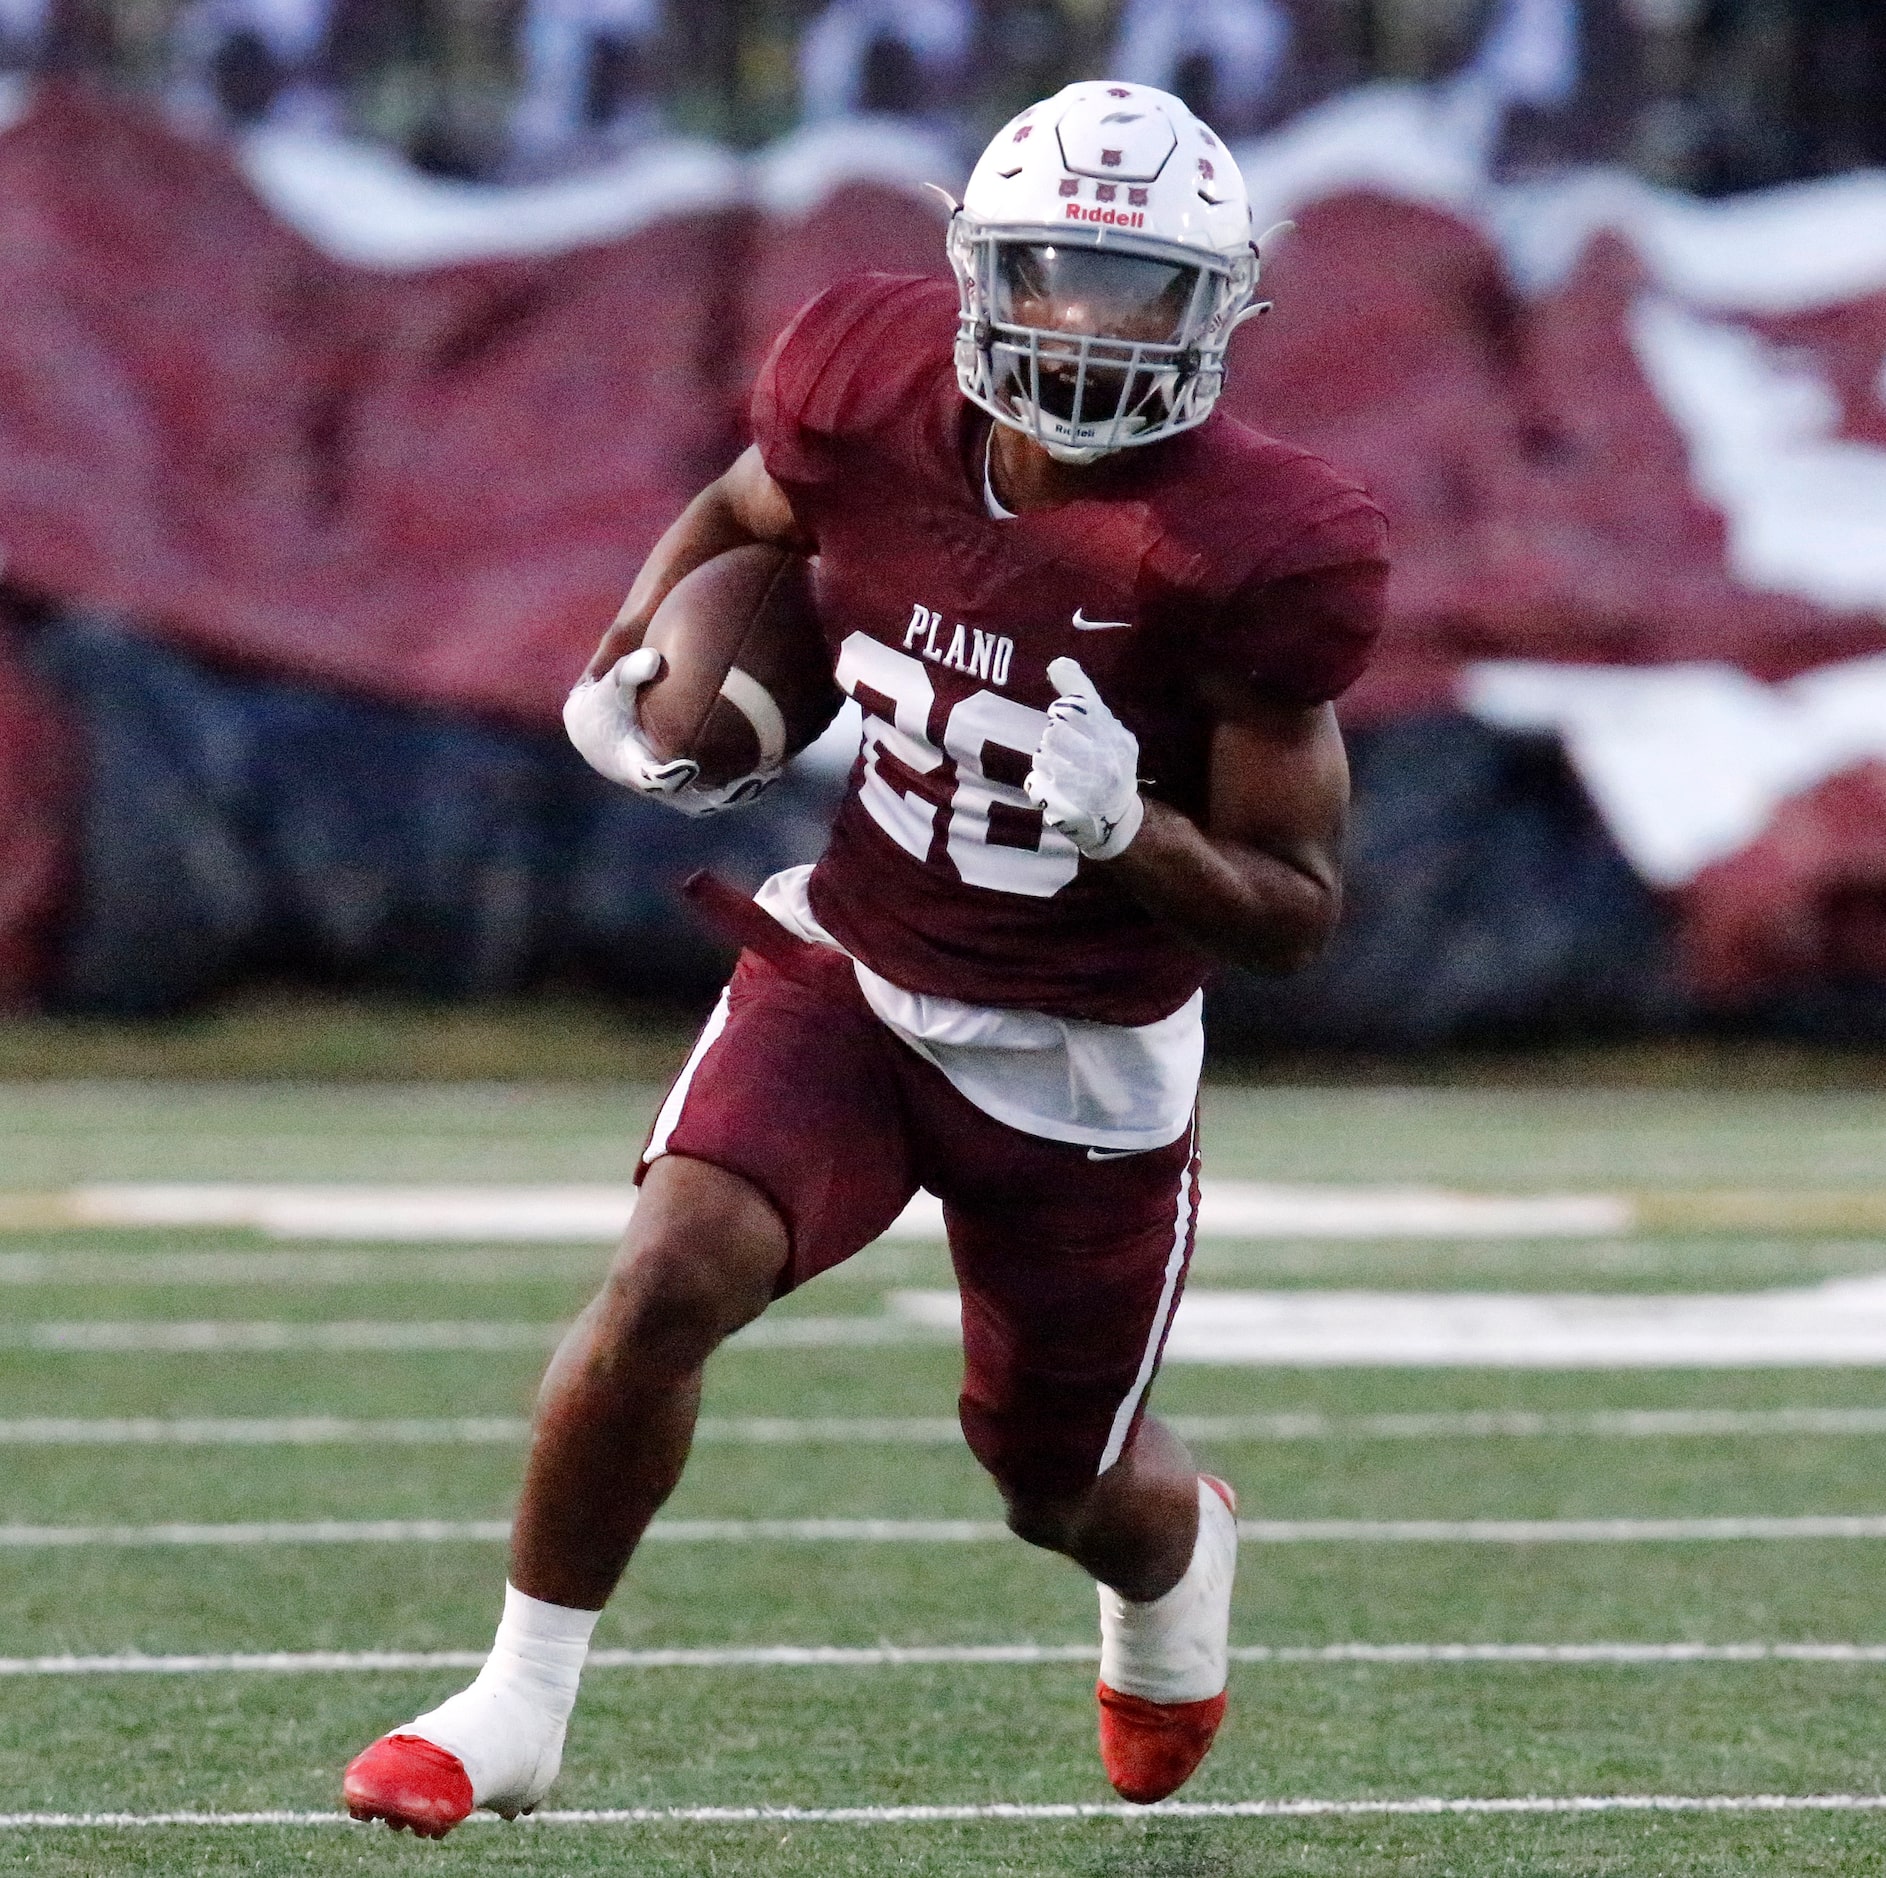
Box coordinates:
[1096,1475,1239,1804]
[344,1734,476,1838]
[1097,1682,1230,1805]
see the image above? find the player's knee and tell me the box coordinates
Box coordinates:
[1001,1487,1087,1556]
[598,1161,788,1365]
[597,1246,728,1366]
[600,1230,774,1363]
[966,1405,1097,1553]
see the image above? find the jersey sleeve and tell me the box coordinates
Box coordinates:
[1202,497,1389,706]
[749,274,955,500]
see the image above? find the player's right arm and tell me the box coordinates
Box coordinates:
[566,277,919,801]
[564,447,809,810]
[583,445,811,679]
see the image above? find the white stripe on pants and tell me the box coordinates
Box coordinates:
[1096,1120,1199,1475]
[642,988,733,1166]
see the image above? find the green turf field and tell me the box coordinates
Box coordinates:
[4,1078,1886,1875]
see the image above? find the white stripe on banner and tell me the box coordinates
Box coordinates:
[41,1180,1632,1243]
[9,1515,1886,1549]
[8,1639,1886,1677]
[5,1794,1886,1828]
[10,1407,1886,1446]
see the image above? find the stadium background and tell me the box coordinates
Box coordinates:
[5,3,1886,1872]
[1,0,1884,1042]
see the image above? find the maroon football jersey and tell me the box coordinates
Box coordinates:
[751,273,1388,1026]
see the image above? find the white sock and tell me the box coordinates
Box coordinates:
[402,1585,600,1811]
[1098,1479,1238,1704]
[483,1583,599,1715]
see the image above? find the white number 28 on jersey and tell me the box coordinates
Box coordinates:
[834,632,1080,899]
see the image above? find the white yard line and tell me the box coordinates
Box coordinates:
[10,1407,1886,1445]
[1222,1407,1886,1439]
[4,1318,934,1353]
[0,1417,535,1445]
[51,1289,1886,1367]
[1237,1517,1886,1542]
[13,1323,566,1353]
[0,1249,606,1285]
[42,1279,1886,1364]
[33,1271,1886,1366]
[36,1182,1634,1242]
[14,1180,1886,1245]
[894,1285,1886,1366]
[0,1519,518,1547]
[0,1519,1001,1547]
[10,1515,1886,1548]
[35,1290,1886,1366]
[8,1640,1886,1676]
[4,1794,1886,1827]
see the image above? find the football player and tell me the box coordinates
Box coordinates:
[344,78,1386,1835]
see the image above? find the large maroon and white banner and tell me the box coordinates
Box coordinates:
[0,85,747,728]
[1,82,1883,1005]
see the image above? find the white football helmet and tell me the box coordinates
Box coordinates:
[949,80,1268,465]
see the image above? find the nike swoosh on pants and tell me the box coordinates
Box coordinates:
[1072,610,1133,631]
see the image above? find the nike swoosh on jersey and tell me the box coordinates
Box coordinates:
[1072,608,1133,632]
[1085,1145,1146,1161]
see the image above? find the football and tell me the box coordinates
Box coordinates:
[637,545,840,788]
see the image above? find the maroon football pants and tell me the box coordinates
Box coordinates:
[638,944,1200,1500]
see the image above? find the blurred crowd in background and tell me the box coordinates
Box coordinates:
[2,0,1882,195]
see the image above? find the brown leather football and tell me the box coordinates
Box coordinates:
[638,546,840,788]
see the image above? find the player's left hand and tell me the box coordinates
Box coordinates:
[1026,657,1145,860]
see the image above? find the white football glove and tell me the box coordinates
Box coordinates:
[1024,656,1145,860]
[562,647,778,817]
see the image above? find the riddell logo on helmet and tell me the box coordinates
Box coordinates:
[1064,202,1147,229]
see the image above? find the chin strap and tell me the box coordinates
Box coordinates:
[1007,399,1142,464]
[1040,437,1120,467]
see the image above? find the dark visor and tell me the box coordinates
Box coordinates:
[991,243,1200,346]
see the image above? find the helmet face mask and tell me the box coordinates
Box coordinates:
[954,224,1247,462]
[950,82,1264,465]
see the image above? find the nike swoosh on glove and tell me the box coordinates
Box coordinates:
[563,647,778,816]
[1024,656,1145,859]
